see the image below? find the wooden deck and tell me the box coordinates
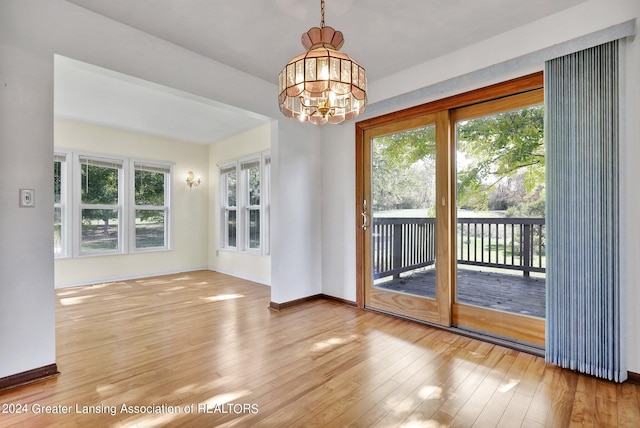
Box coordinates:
[375,267,546,318]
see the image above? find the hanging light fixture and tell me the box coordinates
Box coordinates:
[278,0,367,125]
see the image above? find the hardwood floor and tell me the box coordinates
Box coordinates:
[1,270,638,427]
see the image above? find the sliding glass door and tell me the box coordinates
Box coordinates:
[357,73,545,346]
[451,91,546,346]
[361,113,452,325]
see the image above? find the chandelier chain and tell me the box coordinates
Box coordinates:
[320,0,325,28]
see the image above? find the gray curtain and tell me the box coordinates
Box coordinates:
[545,40,625,382]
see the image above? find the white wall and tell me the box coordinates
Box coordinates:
[270,121,323,303]
[0,0,322,378]
[0,15,56,378]
[209,123,272,285]
[53,119,209,287]
[3,0,635,381]
[320,0,640,372]
[321,124,358,302]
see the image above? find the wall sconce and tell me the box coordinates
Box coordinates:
[186,171,202,188]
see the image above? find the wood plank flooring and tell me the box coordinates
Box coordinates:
[1,270,638,427]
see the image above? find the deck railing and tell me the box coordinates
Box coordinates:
[372,217,545,279]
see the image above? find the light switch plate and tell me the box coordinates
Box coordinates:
[19,188,35,208]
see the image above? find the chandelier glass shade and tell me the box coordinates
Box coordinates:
[278,3,366,125]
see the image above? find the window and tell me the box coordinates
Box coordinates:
[220,164,238,249]
[54,153,67,257]
[54,152,172,257]
[263,155,271,255]
[220,152,270,254]
[133,162,170,250]
[79,156,123,254]
[241,159,261,251]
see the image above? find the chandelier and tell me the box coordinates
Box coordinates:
[278,0,367,125]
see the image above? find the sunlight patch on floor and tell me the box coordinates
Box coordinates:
[201,390,251,406]
[401,418,447,428]
[418,385,443,400]
[163,286,185,291]
[311,334,358,352]
[173,378,229,398]
[200,294,245,302]
[498,378,520,393]
[60,295,96,306]
[96,383,117,396]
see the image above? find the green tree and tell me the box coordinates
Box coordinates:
[456,105,545,210]
[135,170,165,222]
[81,164,119,235]
[81,164,118,204]
[371,105,545,215]
[372,125,436,213]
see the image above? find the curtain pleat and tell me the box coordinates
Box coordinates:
[545,40,624,382]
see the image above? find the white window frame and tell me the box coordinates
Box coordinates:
[54,151,71,258]
[241,158,262,253]
[60,151,173,258]
[220,163,238,250]
[219,151,270,255]
[130,161,173,252]
[75,154,125,256]
[262,154,271,255]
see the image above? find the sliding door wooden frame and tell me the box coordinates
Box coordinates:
[355,72,544,331]
[450,88,546,347]
[361,114,445,324]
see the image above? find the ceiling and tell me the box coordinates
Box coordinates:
[57,0,587,143]
[55,56,271,144]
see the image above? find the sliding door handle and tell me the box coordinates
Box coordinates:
[361,200,368,230]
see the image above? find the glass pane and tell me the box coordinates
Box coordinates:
[81,164,119,204]
[305,58,316,81]
[248,209,260,249]
[295,60,304,84]
[248,166,260,206]
[371,124,437,298]
[455,104,546,318]
[341,60,351,83]
[227,210,237,247]
[54,161,62,204]
[54,207,62,256]
[135,210,165,248]
[330,57,340,80]
[81,209,119,252]
[227,172,237,207]
[135,170,165,206]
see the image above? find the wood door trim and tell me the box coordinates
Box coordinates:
[355,124,366,309]
[355,71,543,311]
[357,72,543,131]
[360,115,439,317]
[450,89,544,122]
[435,109,453,326]
[453,303,546,347]
[366,289,440,324]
